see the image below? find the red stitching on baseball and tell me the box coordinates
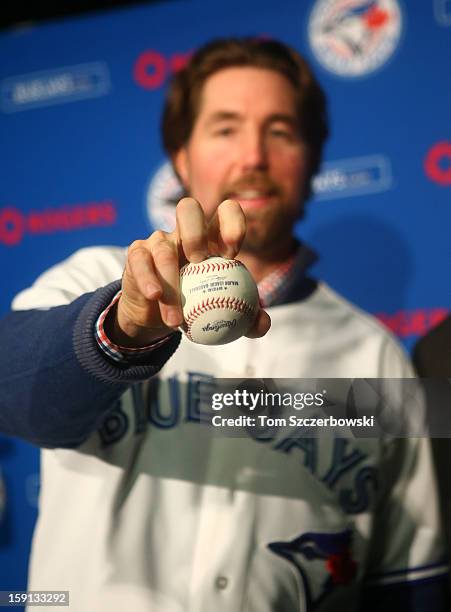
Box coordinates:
[184,296,254,327]
[180,259,243,278]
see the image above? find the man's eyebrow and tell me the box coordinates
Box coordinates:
[204,111,299,128]
[205,111,241,126]
[265,113,299,128]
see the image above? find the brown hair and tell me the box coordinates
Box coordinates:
[161,37,329,195]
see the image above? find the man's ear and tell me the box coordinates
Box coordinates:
[173,148,190,188]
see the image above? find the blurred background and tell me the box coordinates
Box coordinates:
[1,0,450,602]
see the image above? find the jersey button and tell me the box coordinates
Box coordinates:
[215,576,229,590]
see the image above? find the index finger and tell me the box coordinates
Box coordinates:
[175,197,208,264]
[148,230,184,328]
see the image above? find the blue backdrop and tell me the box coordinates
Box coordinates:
[1,0,450,597]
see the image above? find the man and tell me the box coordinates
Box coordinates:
[413,315,451,377]
[413,315,451,598]
[0,38,448,611]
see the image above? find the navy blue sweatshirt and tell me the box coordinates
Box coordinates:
[0,281,180,448]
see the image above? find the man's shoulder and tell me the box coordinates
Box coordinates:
[303,281,396,337]
[12,244,127,310]
[287,280,413,376]
[61,244,127,277]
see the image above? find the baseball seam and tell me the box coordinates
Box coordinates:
[184,296,255,341]
[180,259,243,277]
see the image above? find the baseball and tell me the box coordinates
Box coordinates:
[179,256,259,345]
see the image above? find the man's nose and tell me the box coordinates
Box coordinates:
[240,130,268,171]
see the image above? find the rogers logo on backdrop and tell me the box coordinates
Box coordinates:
[0,200,117,247]
[424,141,451,186]
[133,50,192,90]
[133,37,270,90]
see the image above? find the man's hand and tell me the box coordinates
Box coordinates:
[106,197,271,347]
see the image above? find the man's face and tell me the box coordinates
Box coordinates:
[174,66,311,254]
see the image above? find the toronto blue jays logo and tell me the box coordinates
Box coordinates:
[268,528,357,610]
[308,0,402,77]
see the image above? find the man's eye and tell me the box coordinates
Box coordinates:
[214,127,234,137]
[269,128,292,139]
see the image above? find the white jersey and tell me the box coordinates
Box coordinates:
[12,246,447,611]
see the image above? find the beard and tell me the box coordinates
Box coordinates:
[240,205,300,258]
[220,172,304,257]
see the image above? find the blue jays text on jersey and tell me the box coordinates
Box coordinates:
[98,371,378,516]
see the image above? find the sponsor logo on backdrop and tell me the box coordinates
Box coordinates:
[133,36,268,90]
[376,308,448,338]
[308,0,402,77]
[0,62,111,113]
[434,0,451,26]
[0,200,117,247]
[424,141,451,186]
[146,161,184,231]
[134,50,192,89]
[312,155,392,200]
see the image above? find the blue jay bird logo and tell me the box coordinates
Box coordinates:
[319,1,390,57]
[268,528,357,610]
[308,0,402,77]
